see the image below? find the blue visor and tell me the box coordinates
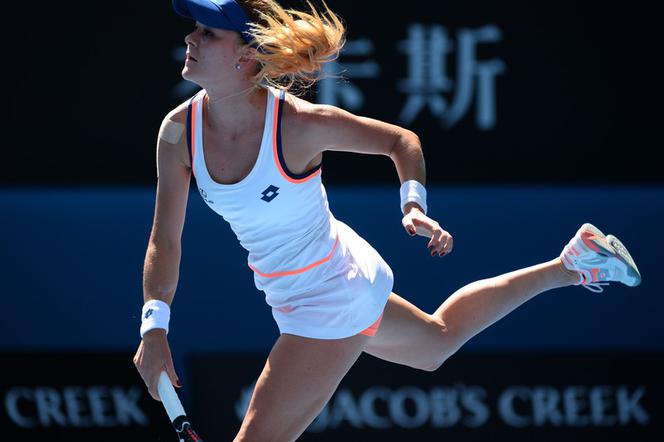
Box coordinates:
[172,0,256,46]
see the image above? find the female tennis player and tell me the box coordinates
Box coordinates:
[133,1,642,440]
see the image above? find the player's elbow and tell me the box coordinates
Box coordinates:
[148,223,184,251]
[390,129,422,160]
[402,129,421,145]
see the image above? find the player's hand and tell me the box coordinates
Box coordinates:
[133,329,181,401]
[402,203,454,257]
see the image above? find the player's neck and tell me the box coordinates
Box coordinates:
[203,84,265,131]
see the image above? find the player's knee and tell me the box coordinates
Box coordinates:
[417,353,449,372]
[420,361,443,372]
[413,317,456,372]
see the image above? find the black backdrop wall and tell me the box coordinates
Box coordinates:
[4,0,662,186]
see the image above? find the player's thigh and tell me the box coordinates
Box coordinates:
[364,293,452,371]
[236,332,369,442]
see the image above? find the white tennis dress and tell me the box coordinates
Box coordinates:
[186,86,393,339]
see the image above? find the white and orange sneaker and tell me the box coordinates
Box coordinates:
[560,223,642,292]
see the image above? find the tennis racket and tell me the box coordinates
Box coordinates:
[157,371,205,442]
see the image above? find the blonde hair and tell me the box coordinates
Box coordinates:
[238,0,346,93]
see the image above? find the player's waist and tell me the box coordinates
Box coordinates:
[248,234,339,278]
[246,220,339,278]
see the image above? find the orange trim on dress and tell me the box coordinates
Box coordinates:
[190,98,198,177]
[360,314,383,337]
[271,94,321,184]
[248,235,339,278]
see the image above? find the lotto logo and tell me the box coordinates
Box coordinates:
[261,185,280,202]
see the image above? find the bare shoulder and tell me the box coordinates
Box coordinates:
[282,91,407,156]
[280,93,348,148]
[158,100,191,169]
[282,93,343,128]
[159,100,189,143]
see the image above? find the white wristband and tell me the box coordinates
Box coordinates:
[400,180,427,215]
[140,299,171,338]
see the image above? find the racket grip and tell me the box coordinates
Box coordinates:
[158,371,185,422]
[157,372,205,441]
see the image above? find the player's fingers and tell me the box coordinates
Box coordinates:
[444,235,454,254]
[435,229,445,246]
[437,233,454,256]
[439,236,450,256]
[165,360,182,388]
[147,370,162,402]
[428,234,441,256]
[427,228,443,255]
[133,343,158,400]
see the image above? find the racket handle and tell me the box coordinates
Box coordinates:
[158,371,185,422]
[157,371,205,441]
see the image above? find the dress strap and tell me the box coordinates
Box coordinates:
[185,90,205,178]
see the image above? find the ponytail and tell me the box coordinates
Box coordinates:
[240,0,346,92]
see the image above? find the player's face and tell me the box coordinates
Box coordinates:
[182,22,242,83]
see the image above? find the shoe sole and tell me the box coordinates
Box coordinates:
[579,223,642,287]
[606,234,642,287]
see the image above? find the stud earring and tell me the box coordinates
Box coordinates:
[235,63,241,70]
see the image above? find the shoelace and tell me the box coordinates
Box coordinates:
[582,282,610,293]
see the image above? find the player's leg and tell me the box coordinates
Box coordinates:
[365,258,576,370]
[234,332,369,442]
[365,224,641,371]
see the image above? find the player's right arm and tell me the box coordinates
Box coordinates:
[134,105,191,401]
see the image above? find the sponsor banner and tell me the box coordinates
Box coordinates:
[0,353,173,441]
[189,352,663,441]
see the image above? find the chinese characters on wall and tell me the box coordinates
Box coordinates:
[174,23,505,131]
[318,24,505,131]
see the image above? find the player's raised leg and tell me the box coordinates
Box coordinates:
[365,258,576,371]
[365,223,641,371]
[234,333,369,442]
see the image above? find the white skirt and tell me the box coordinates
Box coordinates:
[265,220,393,339]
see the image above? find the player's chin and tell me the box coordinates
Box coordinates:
[181,65,203,82]
[181,67,195,80]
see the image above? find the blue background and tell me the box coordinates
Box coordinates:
[2,185,661,378]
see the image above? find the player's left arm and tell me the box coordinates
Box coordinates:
[299,103,453,257]
[300,103,424,185]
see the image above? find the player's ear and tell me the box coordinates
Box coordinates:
[237,45,258,63]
